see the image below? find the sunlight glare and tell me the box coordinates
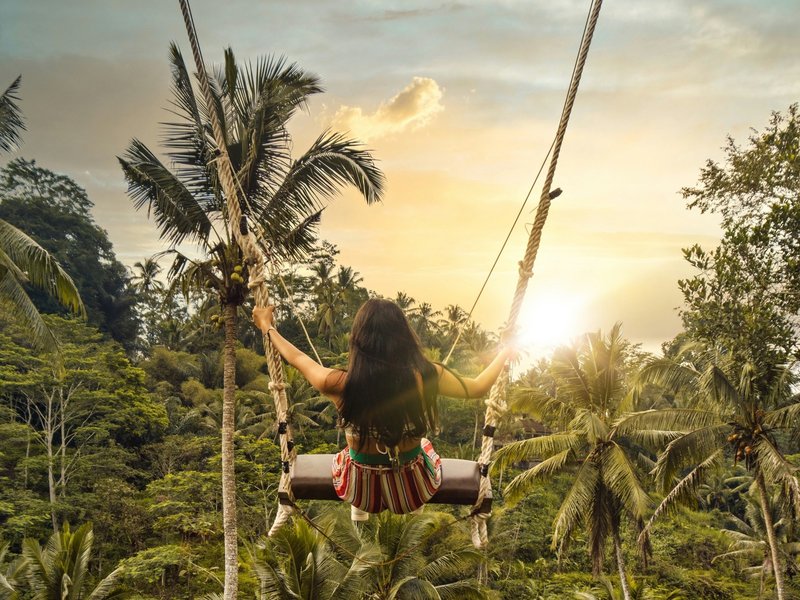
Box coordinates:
[515,292,585,354]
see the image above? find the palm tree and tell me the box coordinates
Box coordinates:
[615,346,800,600]
[714,492,800,600]
[21,523,127,599]
[132,256,167,351]
[494,325,650,600]
[410,302,442,345]
[359,511,486,600]
[0,539,25,600]
[315,284,342,344]
[439,304,467,343]
[0,78,84,350]
[119,45,383,599]
[245,519,371,600]
[394,291,416,313]
[131,257,164,297]
[335,265,362,291]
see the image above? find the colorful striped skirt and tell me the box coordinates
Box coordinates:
[332,438,442,514]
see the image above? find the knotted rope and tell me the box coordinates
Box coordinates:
[176,0,297,543]
[470,0,604,549]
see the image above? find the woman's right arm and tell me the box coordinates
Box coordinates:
[435,347,516,398]
[253,306,344,400]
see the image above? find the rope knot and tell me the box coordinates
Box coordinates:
[248,278,265,290]
[518,261,533,280]
[485,396,508,417]
[268,382,286,392]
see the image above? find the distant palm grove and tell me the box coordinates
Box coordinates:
[1,49,799,600]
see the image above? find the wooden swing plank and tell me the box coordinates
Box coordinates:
[284,454,491,512]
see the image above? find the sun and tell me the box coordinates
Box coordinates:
[515,292,584,352]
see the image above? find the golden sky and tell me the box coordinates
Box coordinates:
[2,0,799,355]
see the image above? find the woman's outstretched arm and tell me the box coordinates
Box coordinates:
[253,306,344,398]
[435,346,516,398]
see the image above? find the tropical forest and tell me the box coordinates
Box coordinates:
[1,2,800,600]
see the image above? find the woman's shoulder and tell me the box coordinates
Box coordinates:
[325,369,347,392]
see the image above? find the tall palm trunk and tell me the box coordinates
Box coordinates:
[221,303,239,600]
[44,391,58,533]
[613,530,632,600]
[756,472,785,600]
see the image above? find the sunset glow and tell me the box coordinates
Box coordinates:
[2,1,798,354]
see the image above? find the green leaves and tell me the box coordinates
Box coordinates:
[118,141,215,247]
[21,523,127,600]
[601,443,651,520]
[493,433,582,471]
[0,77,25,153]
[639,450,724,545]
[0,218,85,351]
[680,105,800,371]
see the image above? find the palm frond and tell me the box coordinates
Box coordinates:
[635,452,657,473]
[230,55,321,199]
[259,131,384,221]
[552,459,600,549]
[699,364,740,412]
[635,358,700,393]
[0,76,25,152]
[764,399,800,431]
[651,424,729,490]
[418,548,482,583]
[0,218,84,316]
[571,409,609,443]
[614,408,721,437]
[434,580,487,600]
[639,450,723,546]
[503,449,573,503]
[623,429,684,449]
[551,344,593,408]
[85,566,125,600]
[386,576,438,600]
[328,546,376,600]
[21,538,51,596]
[119,140,216,247]
[257,209,323,261]
[0,269,59,351]
[753,435,800,516]
[162,44,221,206]
[493,433,583,470]
[509,386,573,422]
[601,442,651,519]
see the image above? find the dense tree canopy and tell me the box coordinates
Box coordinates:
[679,105,800,372]
[0,158,138,350]
[2,63,800,599]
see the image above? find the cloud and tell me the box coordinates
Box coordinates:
[331,77,444,141]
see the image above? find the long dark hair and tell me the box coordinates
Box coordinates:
[340,298,439,450]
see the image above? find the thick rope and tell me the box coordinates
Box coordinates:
[470,0,604,549]
[176,0,297,536]
[442,139,556,366]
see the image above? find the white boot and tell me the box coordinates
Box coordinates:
[351,505,370,522]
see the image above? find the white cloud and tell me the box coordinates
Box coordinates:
[331,77,444,141]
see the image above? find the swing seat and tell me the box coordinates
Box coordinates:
[281,454,492,513]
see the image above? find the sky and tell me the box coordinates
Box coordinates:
[1,0,799,356]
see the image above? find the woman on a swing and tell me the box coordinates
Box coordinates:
[253,298,513,521]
